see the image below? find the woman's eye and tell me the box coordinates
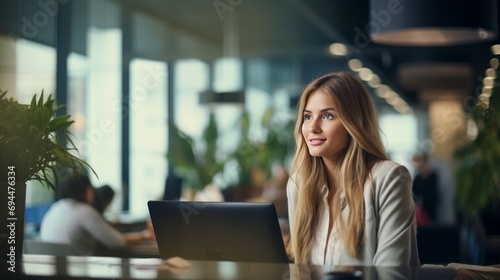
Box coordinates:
[323,113,334,120]
[303,114,312,120]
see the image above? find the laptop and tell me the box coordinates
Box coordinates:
[147,200,289,263]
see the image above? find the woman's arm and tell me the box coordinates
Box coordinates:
[82,206,155,248]
[372,163,418,266]
[122,221,155,245]
[81,205,126,248]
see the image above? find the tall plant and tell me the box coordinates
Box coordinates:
[1,89,94,273]
[0,90,93,190]
[454,68,500,213]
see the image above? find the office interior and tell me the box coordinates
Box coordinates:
[1,0,499,267]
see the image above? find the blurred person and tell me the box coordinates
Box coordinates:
[93,184,115,215]
[412,151,439,223]
[287,71,420,266]
[40,173,154,256]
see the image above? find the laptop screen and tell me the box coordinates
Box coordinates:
[148,200,289,263]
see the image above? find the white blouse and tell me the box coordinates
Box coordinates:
[287,160,420,267]
[40,198,125,255]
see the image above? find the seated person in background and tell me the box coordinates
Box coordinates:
[412,151,439,224]
[93,184,115,215]
[40,173,154,256]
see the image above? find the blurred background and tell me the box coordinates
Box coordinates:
[1,0,500,265]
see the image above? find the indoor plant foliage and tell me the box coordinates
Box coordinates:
[222,108,294,201]
[167,108,294,200]
[454,71,500,214]
[0,90,91,190]
[0,89,93,272]
[167,112,227,191]
[230,108,294,187]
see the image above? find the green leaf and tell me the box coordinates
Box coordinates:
[0,90,97,190]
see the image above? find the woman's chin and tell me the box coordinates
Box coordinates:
[308,151,323,157]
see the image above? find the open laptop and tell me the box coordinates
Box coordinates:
[148,200,289,263]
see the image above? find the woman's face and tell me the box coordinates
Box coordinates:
[301,90,350,162]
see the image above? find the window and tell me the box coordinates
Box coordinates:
[379,112,418,171]
[174,59,210,138]
[15,39,56,103]
[5,37,56,207]
[129,58,168,216]
[84,27,122,209]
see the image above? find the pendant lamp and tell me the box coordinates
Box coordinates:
[369,0,498,46]
[200,12,245,106]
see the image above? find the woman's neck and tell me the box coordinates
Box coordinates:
[322,157,341,194]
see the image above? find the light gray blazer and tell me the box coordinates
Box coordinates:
[287,160,420,267]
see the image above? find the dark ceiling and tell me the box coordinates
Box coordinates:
[119,0,500,108]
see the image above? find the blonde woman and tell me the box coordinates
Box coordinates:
[287,71,420,266]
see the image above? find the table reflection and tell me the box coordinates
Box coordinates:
[21,254,457,280]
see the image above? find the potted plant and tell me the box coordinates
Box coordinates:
[454,79,500,215]
[225,108,294,201]
[167,111,227,200]
[0,90,93,273]
[453,66,500,264]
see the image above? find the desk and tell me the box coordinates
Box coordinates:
[5,255,457,280]
[94,240,159,259]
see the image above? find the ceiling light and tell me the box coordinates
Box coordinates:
[376,84,390,98]
[329,43,348,56]
[367,74,381,88]
[348,59,363,71]
[482,87,492,96]
[483,77,495,87]
[358,68,373,81]
[369,0,497,46]
[492,44,500,55]
[394,104,413,114]
[486,67,496,78]
[490,58,499,69]
[387,95,402,106]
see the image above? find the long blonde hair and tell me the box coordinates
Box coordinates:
[290,71,388,264]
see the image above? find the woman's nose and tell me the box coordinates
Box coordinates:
[310,119,321,133]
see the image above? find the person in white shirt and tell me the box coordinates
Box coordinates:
[287,71,420,266]
[40,174,153,256]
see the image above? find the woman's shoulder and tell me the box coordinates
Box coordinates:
[370,160,412,191]
[367,161,413,208]
[371,160,410,177]
[57,199,99,216]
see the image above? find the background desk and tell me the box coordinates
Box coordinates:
[94,240,159,259]
[4,254,458,280]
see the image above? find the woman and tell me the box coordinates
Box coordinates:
[93,184,115,215]
[40,173,153,256]
[287,71,420,266]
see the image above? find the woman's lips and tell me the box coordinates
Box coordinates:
[308,138,326,146]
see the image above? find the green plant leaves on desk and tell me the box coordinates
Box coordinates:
[0,90,94,190]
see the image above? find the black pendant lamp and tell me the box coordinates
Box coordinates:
[369,0,498,46]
